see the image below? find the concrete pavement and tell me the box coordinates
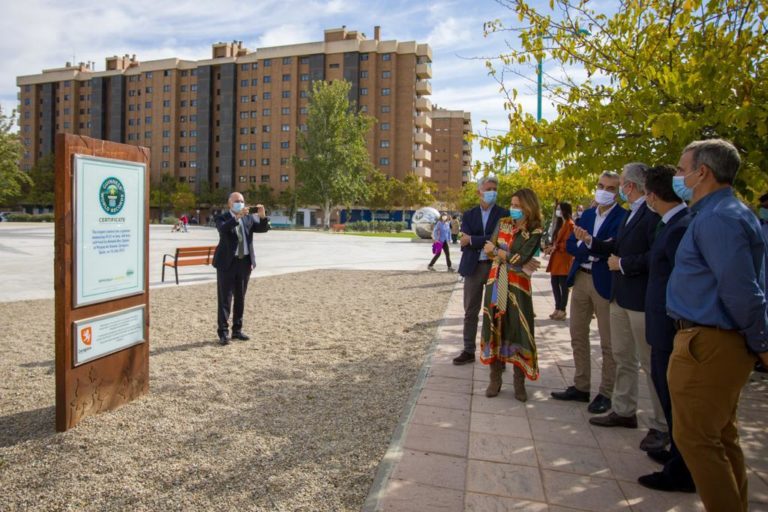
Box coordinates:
[0,223,442,302]
[366,273,768,512]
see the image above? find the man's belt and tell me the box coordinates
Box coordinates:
[675,319,716,331]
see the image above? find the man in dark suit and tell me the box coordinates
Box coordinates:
[584,164,668,453]
[213,192,270,346]
[635,165,695,492]
[453,176,507,365]
[551,171,626,414]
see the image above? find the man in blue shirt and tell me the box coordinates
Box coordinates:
[667,139,768,512]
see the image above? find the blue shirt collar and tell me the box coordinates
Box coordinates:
[691,187,733,213]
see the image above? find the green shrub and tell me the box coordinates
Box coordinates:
[6,213,31,222]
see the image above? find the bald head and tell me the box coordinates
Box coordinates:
[228,192,244,209]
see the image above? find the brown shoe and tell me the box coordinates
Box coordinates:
[589,412,638,428]
[486,361,503,397]
[513,366,527,402]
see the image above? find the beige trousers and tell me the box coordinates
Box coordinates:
[568,270,615,396]
[609,302,667,431]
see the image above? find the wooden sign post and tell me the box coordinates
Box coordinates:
[54,133,150,431]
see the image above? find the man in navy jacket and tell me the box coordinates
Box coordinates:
[551,171,626,415]
[635,165,695,493]
[453,176,507,365]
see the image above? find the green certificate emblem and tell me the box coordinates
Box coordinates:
[99,177,126,215]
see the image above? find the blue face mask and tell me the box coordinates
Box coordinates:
[232,201,245,213]
[672,176,693,202]
[760,207,768,221]
[483,190,498,204]
[619,187,628,203]
[509,208,524,220]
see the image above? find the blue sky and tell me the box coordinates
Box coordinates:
[0,0,583,166]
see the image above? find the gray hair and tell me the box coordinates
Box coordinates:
[622,162,649,193]
[600,170,621,181]
[477,175,499,190]
[683,139,741,184]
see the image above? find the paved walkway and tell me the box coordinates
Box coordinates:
[366,273,768,512]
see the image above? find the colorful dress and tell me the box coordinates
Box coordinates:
[480,218,543,380]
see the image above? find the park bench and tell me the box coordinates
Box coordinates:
[162,245,217,285]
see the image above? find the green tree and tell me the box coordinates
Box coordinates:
[484,0,768,199]
[391,174,434,218]
[171,183,196,214]
[196,180,229,208]
[245,184,275,210]
[293,80,375,228]
[149,173,177,219]
[365,169,394,213]
[23,153,55,206]
[0,107,29,205]
[276,187,298,224]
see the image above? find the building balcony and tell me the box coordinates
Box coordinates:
[416,62,432,79]
[414,165,431,178]
[462,164,472,172]
[463,153,471,164]
[415,97,432,112]
[414,148,432,161]
[416,80,432,96]
[414,131,432,145]
[414,114,432,129]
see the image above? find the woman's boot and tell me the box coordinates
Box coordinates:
[513,366,528,402]
[486,360,503,397]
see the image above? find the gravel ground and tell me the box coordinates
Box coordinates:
[0,269,457,511]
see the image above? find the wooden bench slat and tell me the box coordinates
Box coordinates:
[162,245,217,284]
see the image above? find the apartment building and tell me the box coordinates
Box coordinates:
[16,26,433,195]
[429,107,472,190]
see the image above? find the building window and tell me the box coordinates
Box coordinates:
[329,63,339,69]
[282,90,291,98]
[263,125,271,132]
[280,174,289,182]
[190,100,197,107]
[280,141,290,149]
[360,54,369,61]
[163,85,171,92]
[241,79,249,87]
[180,161,187,168]
[262,141,271,149]
[360,70,368,78]
[300,74,310,81]
[181,70,188,77]
[180,146,187,153]
[145,131,152,139]
[262,158,270,165]
[300,90,308,98]
[240,127,249,134]
[164,70,171,77]
[162,161,169,168]
[190,161,197,168]
[145,72,153,79]
[281,124,290,132]
[250,159,257,166]
[162,146,170,153]
[382,53,392,61]
[241,64,249,71]
[250,143,258,150]
[263,59,271,67]
[181,131,188,139]
[282,57,292,65]
[381,105,390,113]
[382,88,391,96]
[180,115,187,123]
[191,84,198,91]
[360,105,368,113]
[63,121,71,129]
[163,130,170,137]
[263,75,271,83]
[281,107,290,115]
[240,144,248,151]
[380,140,390,148]
[381,122,390,130]
[181,85,188,92]
[127,134,135,141]
[360,88,369,96]
[379,158,390,165]
[282,74,291,81]
[240,112,249,119]
[241,96,249,103]
[251,95,258,102]
[163,99,170,107]
[382,70,391,79]
[180,100,188,107]
[145,87,153,94]
[252,62,258,70]
[240,160,247,167]
[263,92,271,100]
[263,108,271,116]
[250,111,258,118]
[261,174,270,182]
[251,79,258,86]
[300,57,309,64]
[280,157,289,165]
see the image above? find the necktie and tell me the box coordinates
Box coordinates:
[654,220,665,237]
[236,220,245,259]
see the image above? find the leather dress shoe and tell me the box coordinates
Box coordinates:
[231,331,250,341]
[640,428,670,452]
[589,412,638,428]
[550,386,590,402]
[452,351,475,365]
[587,393,611,414]
[647,449,672,465]
[638,471,696,493]
[218,335,230,346]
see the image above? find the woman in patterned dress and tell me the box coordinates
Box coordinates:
[481,188,543,402]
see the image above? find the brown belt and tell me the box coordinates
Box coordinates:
[675,319,716,331]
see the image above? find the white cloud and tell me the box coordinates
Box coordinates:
[426,18,473,49]
[255,24,317,49]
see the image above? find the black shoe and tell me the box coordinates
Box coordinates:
[638,471,696,493]
[501,361,507,372]
[640,428,670,452]
[587,393,611,414]
[218,335,230,346]
[589,412,638,428]
[231,331,250,341]
[550,386,590,402]
[453,351,475,365]
[647,449,672,465]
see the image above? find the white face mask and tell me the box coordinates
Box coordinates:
[555,209,562,218]
[594,189,616,206]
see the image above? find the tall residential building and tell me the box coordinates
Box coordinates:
[429,107,472,190]
[16,26,433,195]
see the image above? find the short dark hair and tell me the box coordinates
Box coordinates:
[559,202,572,220]
[644,164,680,203]
[759,192,768,204]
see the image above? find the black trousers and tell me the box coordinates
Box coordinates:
[463,260,492,353]
[651,346,695,486]
[428,241,452,268]
[216,257,252,336]
[550,275,569,310]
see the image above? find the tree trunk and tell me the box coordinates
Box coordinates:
[324,199,331,229]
